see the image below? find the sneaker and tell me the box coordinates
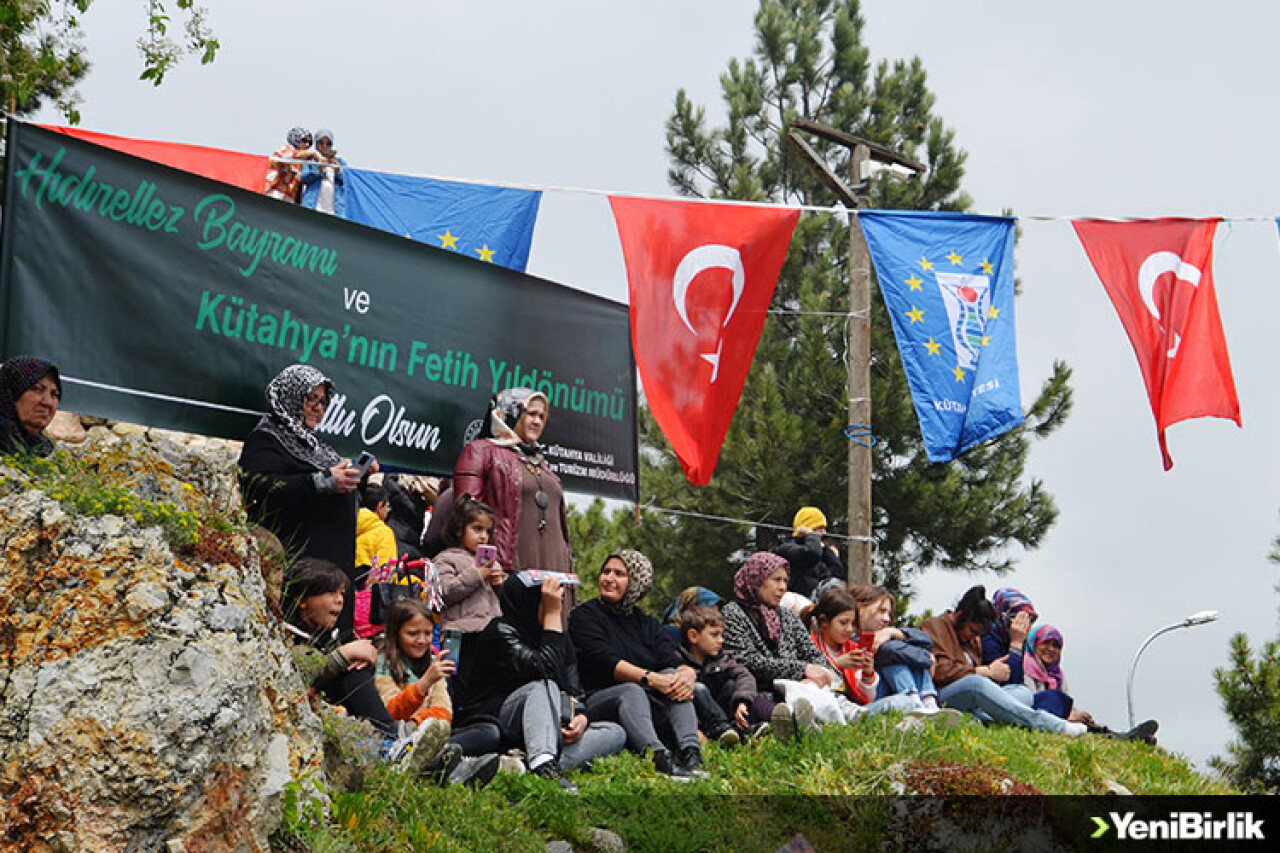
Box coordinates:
[1116,719,1160,745]
[770,702,797,744]
[925,708,966,730]
[920,695,940,713]
[716,728,741,749]
[792,698,818,737]
[448,753,501,789]
[531,758,579,793]
[404,719,451,778]
[498,753,527,775]
[652,748,693,781]
[419,743,464,786]
[678,746,709,779]
[1062,721,1088,737]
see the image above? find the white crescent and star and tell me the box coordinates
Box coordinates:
[671,244,745,382]
[1138,250,1201,359]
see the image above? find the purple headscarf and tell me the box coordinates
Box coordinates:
[1023,623,1065,690]
[733,552,789,646]
[992,587,1037,648]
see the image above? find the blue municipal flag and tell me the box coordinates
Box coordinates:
[344,170,541,272]
[860,210,1023,462]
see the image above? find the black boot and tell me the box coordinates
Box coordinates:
[652,748,692,781]
[531,758,579,793]
[1115,719,1159,745]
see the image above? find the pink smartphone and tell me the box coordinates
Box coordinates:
[476,544,498,567]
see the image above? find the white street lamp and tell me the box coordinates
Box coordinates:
[1126,610,1220,728]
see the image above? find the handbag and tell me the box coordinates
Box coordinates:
[368,561,423,625]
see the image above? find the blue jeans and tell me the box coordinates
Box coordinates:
[937,674,1068,733]
[877,663,937,701]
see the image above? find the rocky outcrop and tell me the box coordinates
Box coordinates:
[0,428,322,852]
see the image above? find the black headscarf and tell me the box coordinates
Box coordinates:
[0,357,61,457]
[251,364,341,470]
[498,572,546,644]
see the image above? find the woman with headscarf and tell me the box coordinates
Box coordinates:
[980,587,1039,704]
[239,364,372,633]
[568,550,703,780]
[451,572,626,792]
[0,357,62,457]
[453,388,571,577]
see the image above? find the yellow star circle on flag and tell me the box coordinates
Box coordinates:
[981,258,994,275]
[438,230,459,250]
[906,274,924,291]
[477,244,496,263]
[906,306,925,323]
[924,337,941,355]
[952,366,966,382]
[988,306,1000,319]
[946,250,963,266]
[918,256,934,272]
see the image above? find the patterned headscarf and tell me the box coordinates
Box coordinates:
[601,549,654,614]
[484,387,550,453]
[252,364,341,470]
[734,552,789,646]
[992,587,1037,648]
[0,357,61,456]
[1023,623,1065,690]
[286,126,312,147]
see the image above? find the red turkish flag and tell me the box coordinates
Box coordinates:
[43,125,270,193]
[1072,218,1240,469]
[610,197,799,485]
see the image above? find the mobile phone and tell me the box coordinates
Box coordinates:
[859,631,876,651]
[442,628,463,665]
[351,450,375,478]
[476,544,498,567]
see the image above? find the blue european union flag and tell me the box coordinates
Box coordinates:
[860,210,1023,462]
[344,169,541,272]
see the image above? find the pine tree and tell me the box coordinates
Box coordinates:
[604,0,1072,601]
[1209,548,1280,792]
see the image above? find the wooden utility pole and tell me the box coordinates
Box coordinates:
[786,119,923,586]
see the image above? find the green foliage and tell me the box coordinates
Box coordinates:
[638,0,1073,597]
[1211,631,1280,792]
[0,0,218,121]
[1,449,202,547]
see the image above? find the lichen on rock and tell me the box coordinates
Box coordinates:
[0,426,322,853]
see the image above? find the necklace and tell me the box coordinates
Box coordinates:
[523,459,549,532]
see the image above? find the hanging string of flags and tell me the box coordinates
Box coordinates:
[34,123,1252,478]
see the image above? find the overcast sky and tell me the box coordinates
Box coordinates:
[29,0,1279,772]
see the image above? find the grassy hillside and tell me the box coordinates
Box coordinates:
[277,711,1234,853]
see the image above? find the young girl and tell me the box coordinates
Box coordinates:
[806,587,879,707]
[435,495,504,632]
[849,584,944,713]
[282,558,396,738]
[374,598,505,784]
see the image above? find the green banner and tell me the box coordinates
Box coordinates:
[0,121,638,500]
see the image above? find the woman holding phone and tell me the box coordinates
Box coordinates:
[848,584,948,714]
[240,364,376,634]
[453,388,572,577]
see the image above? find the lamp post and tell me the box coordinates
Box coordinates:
[1125,610,1219,728]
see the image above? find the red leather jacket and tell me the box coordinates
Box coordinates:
[452,439,570,570]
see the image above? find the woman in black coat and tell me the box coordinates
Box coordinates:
[239,364,372,633]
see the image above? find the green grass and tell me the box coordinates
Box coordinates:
[275,713,1235,853]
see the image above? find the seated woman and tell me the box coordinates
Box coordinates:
[720,552,837,741]
[848,584,942,712]
[452,573,626,792]
[1025,623,1159,743]
[569,550,703,780]
[980,587,1039,706]
[281,558,396,740]
[239,364,372,634]
[0,357,62,456]
[805,586,919,717]
[920,585,1086,736]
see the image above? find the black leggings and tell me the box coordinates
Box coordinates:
[321,667,396,738]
